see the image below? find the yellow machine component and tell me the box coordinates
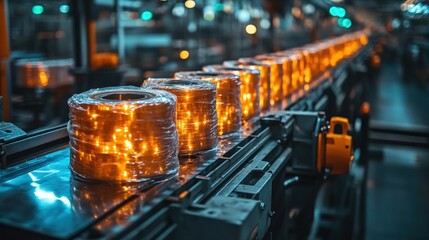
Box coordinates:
[318,117,353,175]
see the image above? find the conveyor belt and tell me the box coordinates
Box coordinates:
[0,47,370,239]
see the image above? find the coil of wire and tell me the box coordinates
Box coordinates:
[68,86,179,183]
[143,78,218,156]
[224,60,271,112]
[174,71,242,138]
[252,56,283,108]
[256,54,293,98]
[203,65,260,121]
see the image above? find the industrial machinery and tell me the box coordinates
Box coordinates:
[0,0,377,239]
[0,41,372,239]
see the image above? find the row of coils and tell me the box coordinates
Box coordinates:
[68,30,369,183]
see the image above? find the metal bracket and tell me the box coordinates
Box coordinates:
[260,112,295,143]
[0,122,27,169]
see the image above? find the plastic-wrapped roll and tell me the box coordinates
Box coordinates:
[295,49,310,84]
[203,65,260,121]
[256,54,292,97]
[224,60,270,112]
[253,56,283,107]
[143,78,218,156]
[284,50,309,85]
[275,53,302,92]
[68,86,179,183]
[174,71,241,138]
[306,47,321,79]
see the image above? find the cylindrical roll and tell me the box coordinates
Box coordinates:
[203,65,260,121]
[284,50,307,86]
[224,60,270,112]
[275,53,302,92]
[174,71,241,138]
[68,86,179,183]
[254,56,283,107]
[143,78,218,156]
[257,54,292,97]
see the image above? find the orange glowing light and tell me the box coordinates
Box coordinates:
[245,24,257,35]
[38,69,49,87]
[184,0,196,9]
[180,50,190,60]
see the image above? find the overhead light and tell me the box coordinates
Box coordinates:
[32,5,44,15]
[260,19,271,29]
[329,6,346,17]
[392,18,401,28]
[179,50,190,60]
[59,4,69,14]
[303,4,316,14]
[214,3,224,12]
[338,17,352,28]
[237,9,251,23]
[403,19,411,28]
[184,0,196,9]
[172,4,186,17]
[141,11,153,21]
[292,7,302,18]
[245,24,257,35]
[203,6,215,21]
[223,3,233,14]
[187,22,197,32]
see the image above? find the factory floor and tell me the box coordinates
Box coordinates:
[366,60,429,240]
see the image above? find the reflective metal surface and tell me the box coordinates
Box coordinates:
[0,149,89,238]
[0,140,240,238]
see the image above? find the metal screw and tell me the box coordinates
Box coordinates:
[259,202,265,210]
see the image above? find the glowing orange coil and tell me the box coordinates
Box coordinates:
[224,59,271,112]
[284,49,310,84]
[258,54,293,97]
[274,52,304,92]
[203,65,260,121]
[68,86,179,183]
[174,71,242,138]
[143,79,218,156]
[253,56,283,107]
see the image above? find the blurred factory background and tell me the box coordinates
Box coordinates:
[2,0,428,131]
[2,0,368,130]
[1,0,429,240]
